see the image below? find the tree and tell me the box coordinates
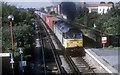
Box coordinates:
[0,2,2,16]
[103,17,119,35]
[107,2,114,4]
[100,2,106,4]
[116,2,120,17]
[95,15,107,31]
[40,8,46,13]
[75,6,90,26]
[95,3,120,35]
[50,11,55,15]
[107,2,120,17]
[2,2,34,50]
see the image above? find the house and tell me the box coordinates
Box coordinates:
[98,4,113,14]
[86,3,113,14]
[44,7,51,13]
[87,4,98,13]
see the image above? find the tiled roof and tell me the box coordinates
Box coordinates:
[99,4,113,6]
[86,4,98,7]
[87,4,115,7]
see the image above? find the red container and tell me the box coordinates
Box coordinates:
[42,15,47,21]
[45,15,58,31]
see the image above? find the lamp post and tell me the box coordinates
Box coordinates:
[8,15,14,74]
[8,15,14,51]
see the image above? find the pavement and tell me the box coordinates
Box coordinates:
[90,48,120,73]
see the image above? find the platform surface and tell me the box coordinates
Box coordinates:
[91,48,120,72]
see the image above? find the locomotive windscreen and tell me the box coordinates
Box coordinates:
[64,33,82,39]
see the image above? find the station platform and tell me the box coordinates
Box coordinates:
[86,48,120,73]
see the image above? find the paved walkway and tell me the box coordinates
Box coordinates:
[91,48,120,72]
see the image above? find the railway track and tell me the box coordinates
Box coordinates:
[36,14,96,75]
[33,19,46,75]
[60,48,95,75]
[70,55,96,74]
[36,15,66,75]
[37,15,82,75]
[63,51,81,75]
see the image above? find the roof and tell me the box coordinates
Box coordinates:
[87,4,98,7]
[55,21,80,33]
[99,4,113,7]
[55,22,70,33]
[87,4,113,7]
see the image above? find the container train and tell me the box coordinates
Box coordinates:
[35,11,83,49]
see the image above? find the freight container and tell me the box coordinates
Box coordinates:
[45,15,59,31]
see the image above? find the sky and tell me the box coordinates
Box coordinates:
[2,0,120,8]
[8,2,54,8]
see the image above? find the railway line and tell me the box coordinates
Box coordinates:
[36,15,66,75]
[37,14,96,75]
[58,45,96,74]
[63,51,81,75]
[33,14,118,75]
[38,15,82,75]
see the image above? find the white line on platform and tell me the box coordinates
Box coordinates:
[84,49,113,73]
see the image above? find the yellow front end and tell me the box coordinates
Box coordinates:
[64,38,83,48]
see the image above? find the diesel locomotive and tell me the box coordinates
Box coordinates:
[35,11,83,49]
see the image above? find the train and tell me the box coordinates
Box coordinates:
[35,11,83,49]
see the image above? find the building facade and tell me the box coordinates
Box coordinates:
[87,4,98,13]
[98,4,113,14]
[87,4,113,14]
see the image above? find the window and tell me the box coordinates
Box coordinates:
[65,33,82,39]
[75,33,82,38]
[66,33,73,38]
[103,9,105,13]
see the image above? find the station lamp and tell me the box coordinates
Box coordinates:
[8,15,14,72]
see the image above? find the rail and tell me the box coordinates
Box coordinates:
[37,14,66,75]
[63,51,81,75]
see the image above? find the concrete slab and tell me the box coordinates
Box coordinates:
[84,49,118,73]
[91,48,120,72]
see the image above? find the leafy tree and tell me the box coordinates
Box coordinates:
[50,11,55,15]
[100,2,106,4]
[75,6,89,25]
[87,12,99,27]
[2,2,34,51]
[76,6,89,19]
[116,2,120,16]
[40,8,46,13]
[0,2,2,17]
[95,3,120,35]
[103,17,119,35]
[107,2,114,4]
[95,15,107,31]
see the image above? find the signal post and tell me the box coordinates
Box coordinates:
[101,36,107,48]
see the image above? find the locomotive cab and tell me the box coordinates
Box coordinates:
[54,20,83,49]
[63,32,83,48]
